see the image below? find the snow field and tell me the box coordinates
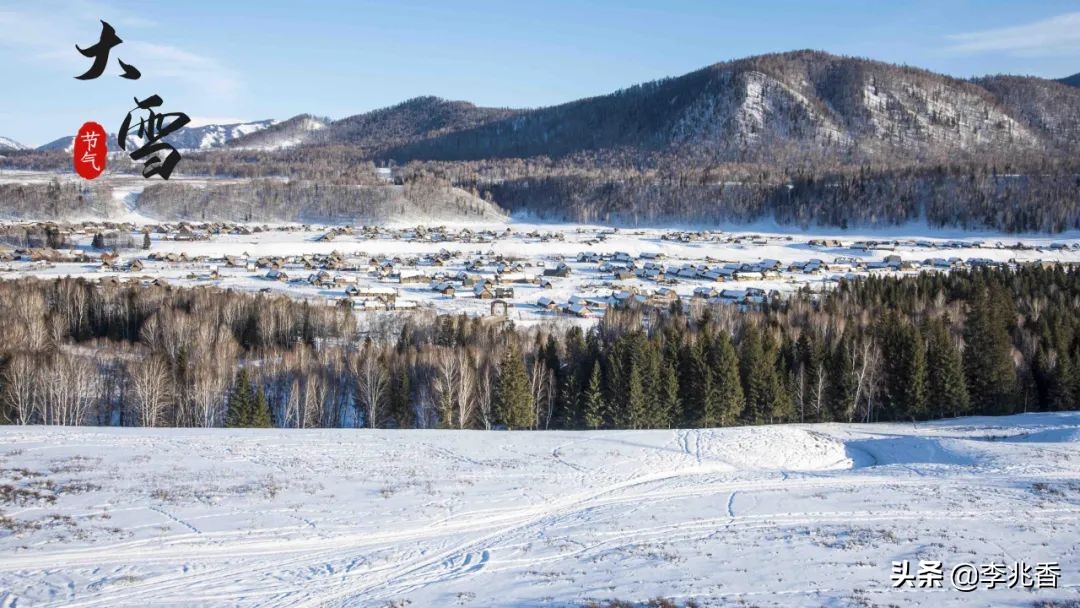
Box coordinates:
[0,413,1076,606]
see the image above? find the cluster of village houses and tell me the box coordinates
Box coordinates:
[0,221,1078,319]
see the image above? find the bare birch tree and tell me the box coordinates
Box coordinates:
[128,357,172,427]
[353,348,389,428]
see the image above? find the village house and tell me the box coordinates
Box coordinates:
[432,281,456,296]
[543,262,571,278]
[564,302,591,318]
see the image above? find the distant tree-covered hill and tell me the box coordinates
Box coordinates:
[5,50,1080,231]
[1058,72,1080,88]
[378,51,1080,164]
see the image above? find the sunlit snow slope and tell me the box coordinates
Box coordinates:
[0,414,1077,607]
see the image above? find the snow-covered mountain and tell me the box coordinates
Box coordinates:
[226,114,330,150]
[36,135,75,152]
[169,119,277,150]
[372,51,1080,162]
[0,136,27,152]
[36,119,276,153]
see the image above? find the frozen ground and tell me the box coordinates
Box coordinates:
[0,413,1077,607]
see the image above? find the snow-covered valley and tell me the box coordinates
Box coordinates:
[0,414,1076,606]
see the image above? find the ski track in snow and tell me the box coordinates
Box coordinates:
[0,414,1077,606]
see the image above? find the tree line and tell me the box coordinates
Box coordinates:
[0,265,1076,429]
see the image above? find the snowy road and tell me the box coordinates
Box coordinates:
[0,415,1077,606]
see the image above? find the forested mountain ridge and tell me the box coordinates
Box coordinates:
[4,51,1079,231]
[209,52,1080,163]
[318,96,519,151]
[973,75,1080,154]
[1059,72,1080,88]
[15,52,1080,165]
[377,51,1080,163]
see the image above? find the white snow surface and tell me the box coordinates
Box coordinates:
[0,413,1077,606]
[0,137,26,152]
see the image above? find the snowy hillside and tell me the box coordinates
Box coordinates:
[169,119,277,150]
[0,137,26,152]
[227,114,330,150]
[35,120,276,153]
[0,414,1076,606]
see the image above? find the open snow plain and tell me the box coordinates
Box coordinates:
[0,413,1077,607]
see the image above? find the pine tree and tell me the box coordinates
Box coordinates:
[964,287,1017,414]
[494,343,534,429]
[226,369,258,428]
[880,314,928,420]
[250,386,273,428]
[91,232,104,249]
[710,332,744,426]
[681,339,713,427]
[642,337,664,428]
[761,333,793,423]
[827,336,858,422]
[616,333,649,429]
[1073,343,1080,411]
[390,364,413,428]
[924,316,970,418]
[905,324,928,420]
[582,361,605,430]
[623,359,646,429]
[1047,348,1075,412]
[657,362,680,428]
[740,326,772,424]
[142,232,151,249]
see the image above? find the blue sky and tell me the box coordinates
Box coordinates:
[2,0,1080,147]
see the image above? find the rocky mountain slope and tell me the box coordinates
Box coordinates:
[373,51,1078,163]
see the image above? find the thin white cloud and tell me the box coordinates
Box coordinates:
[946,12,1080,56]
[125,40,242,101]
[0,1,242,102]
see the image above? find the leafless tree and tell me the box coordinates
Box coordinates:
[475,359,494,430]
[528,357,554,430]
[40,354,100,426]
[353,347,389,428]
[1,354,39,424]
[128,356,172,427]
